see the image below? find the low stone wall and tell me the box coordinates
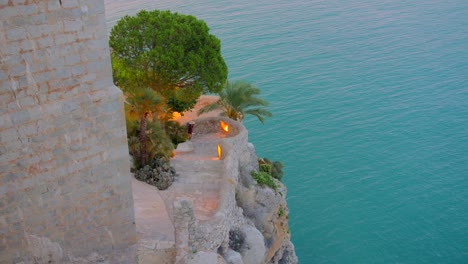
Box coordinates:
[172,116,298,264]
[173,117,250,254]
[192,117,240,137]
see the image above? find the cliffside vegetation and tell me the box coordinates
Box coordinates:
[251,158,284,190]
[198,80,272,123]
[109,9,227,189]
[109,10,274,190]
[259,157,284,181]
[109,9,227,114]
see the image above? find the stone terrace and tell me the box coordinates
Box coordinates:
[132,117,241,263]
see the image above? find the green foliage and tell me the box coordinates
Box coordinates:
[167,97,197,113]
[127,119,174,169]
[111,54,142,92]
[258,157,284,181]
[125,88,165,120]
[278,207,285,218]
[109,9,228,113]
[198,80,272,123]
[165,120,188,146]
[259,163,272,174]
[146,122,174,158]
[124,88,173,168]
[251,171,277,190]
[271,161,284,180]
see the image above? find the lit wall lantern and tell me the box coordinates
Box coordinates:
[217,144,222,158]
[172,111,181,120]
[220,120,229,133]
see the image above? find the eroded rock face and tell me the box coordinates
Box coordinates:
[236,171,298,264]
[274,240,298,264]
[239,225,266,264]
[179,251,227,264]
[224,249,244,264]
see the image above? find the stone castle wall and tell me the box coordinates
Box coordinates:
[0,0,136,262]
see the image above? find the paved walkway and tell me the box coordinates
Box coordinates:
[172,95,221,124]
[132,178,175,256]
[169,133,225,220]
[133,96,226,260]
[132,131,225,260]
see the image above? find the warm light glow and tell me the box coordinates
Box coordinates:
[217,144,222,158]
[220,120,229,133]
[172,111,181,120]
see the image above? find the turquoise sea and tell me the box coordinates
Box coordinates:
[104,0,468,262]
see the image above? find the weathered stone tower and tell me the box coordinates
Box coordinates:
[0,0,137,262]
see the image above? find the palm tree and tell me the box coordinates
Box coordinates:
[198,80,272,123]
[125,88,165,167]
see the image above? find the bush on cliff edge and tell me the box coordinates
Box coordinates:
[258,158,284,181]
[251,171,277,190]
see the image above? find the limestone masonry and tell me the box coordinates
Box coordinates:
[1,1,297,263]
[0,0,136,262]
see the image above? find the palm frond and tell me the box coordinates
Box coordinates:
[244,108,273,124]
[197,99,223,115]
[205,80,272,124]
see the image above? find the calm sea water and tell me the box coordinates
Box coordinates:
[104,1,468,262]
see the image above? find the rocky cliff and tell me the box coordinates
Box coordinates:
[169,117,298,264]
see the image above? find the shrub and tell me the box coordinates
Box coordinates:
[251,171,277,190]
[278,207,285,218]
[259,163,272,174]
[258,157,284,181]
[271,161,284,180]
[134,157,176,190]
[165,120,188,146]
[127,118,174,169]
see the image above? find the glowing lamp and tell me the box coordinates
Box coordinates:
[217,144,222,158]
[172,111,181,120]
[220,120,229,133]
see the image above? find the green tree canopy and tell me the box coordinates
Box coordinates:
[109,10,228,113]
[198,80,272,123]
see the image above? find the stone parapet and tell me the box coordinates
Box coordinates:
[173,117,250,254]
[171,116,297,264]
